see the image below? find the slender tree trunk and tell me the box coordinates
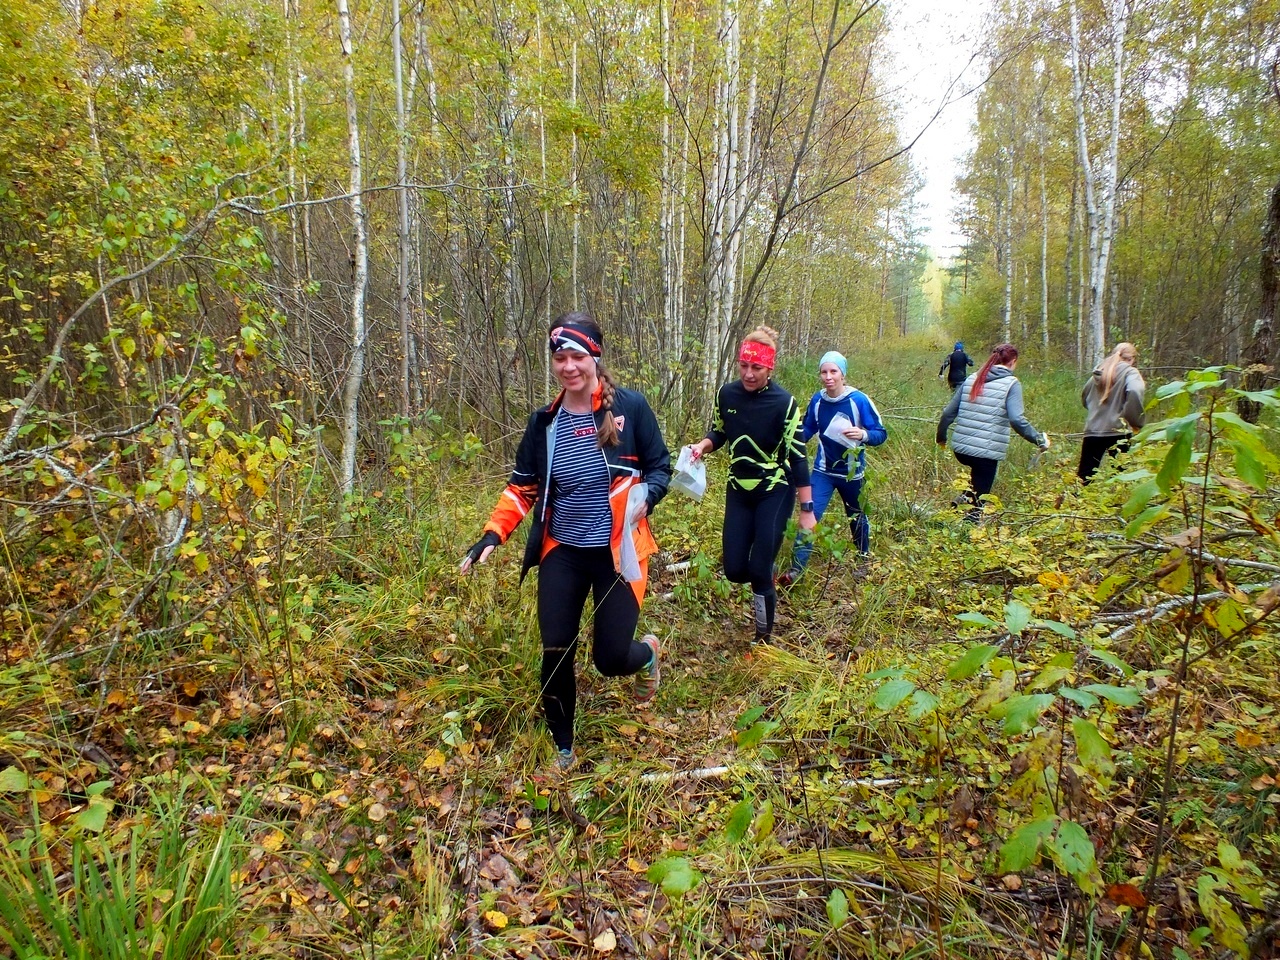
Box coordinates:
[536,8,552,397]
[878,206,890,340]
[1040,142,1049,353]
[1068,0,1130,367]
[1002,150,1014,342]
[706,0,741,391]
[675,87,691,403]
[571,37,581,311]
[392,0,412,418]
[660,0,681,407]
[1066,165,1078,369]
[1238,181,1280,424]
[405,1,427,409]
[498,13,519,352]
[336,0,368,500]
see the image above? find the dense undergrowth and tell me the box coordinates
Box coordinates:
[2,345,1278,958]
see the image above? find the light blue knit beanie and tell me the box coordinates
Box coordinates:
[818,350,847,376]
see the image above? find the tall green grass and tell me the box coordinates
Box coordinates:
[0,790,244,959]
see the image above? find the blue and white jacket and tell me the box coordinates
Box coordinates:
[801,387,887,480]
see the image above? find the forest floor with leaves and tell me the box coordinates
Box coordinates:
[2,357,1279,959]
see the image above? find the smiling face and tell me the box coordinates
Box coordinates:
[552,349,598,398]
[819,362,845,396]
[738,360,770,392]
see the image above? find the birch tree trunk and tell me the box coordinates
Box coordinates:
[392,0,412,418]
[660,1,681,405]
[1039,121,1050,352]
[336,0,368,500]
[877,206,890,341]
[499,13,520,353]
[705,0,741,392]
[537,9,550,345]
[571,37,581,310]
[1002,147,1014,342]
[1068,0,1130,367]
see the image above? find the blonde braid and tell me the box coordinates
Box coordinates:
[596,364,620,448]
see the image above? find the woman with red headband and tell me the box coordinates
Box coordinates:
[687,326,816,646]
[459,313,671,771]
[936,342,1050,521]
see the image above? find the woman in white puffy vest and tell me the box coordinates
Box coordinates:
[936,342,1050,521]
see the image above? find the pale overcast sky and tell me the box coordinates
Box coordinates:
[884,0,990,259]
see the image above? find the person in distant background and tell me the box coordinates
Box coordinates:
[1078,342,1145,482]
[939,341,974,389]
[459,313,670,772]
[778,351,887,586]
[936,342,1049,522]
[687,326,816,646]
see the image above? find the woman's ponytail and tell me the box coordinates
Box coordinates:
[970,343,1019,401]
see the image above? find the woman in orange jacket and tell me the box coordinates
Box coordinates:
[459,313,671,770]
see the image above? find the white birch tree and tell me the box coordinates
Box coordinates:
[1068,0,1131,367]
[336,0,368,500]
[392,0,413,418]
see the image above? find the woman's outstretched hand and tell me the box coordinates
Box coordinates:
[459,531,501,574]
[686,440,712,463]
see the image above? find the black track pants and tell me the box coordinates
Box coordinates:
[1078,434,1128,482]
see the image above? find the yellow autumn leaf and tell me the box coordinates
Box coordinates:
[1037,571,1070,590]
[260,830,285,853]
[421,749,446,771]
[1235,728,1264,748]
[483,909,508,930]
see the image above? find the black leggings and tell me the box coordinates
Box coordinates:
[1078,435,1128,482]
[723,484,795,635]
[954,452,1000,499]
[537,544,651,751]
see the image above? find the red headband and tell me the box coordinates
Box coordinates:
[739,341,776,369]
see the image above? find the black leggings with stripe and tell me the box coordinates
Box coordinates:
[537,544,651,751]
[722,483,795,635]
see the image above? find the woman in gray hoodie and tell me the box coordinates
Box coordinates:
[937,342,1050,521]
[1078,342,1145,482]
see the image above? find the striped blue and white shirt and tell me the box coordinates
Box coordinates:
[549,411,612,547]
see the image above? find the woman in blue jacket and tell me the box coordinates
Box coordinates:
[778,351,886,585]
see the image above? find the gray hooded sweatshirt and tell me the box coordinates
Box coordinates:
[1082,363,1145,438]
[937,365,1046,461]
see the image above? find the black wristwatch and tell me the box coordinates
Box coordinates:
[799,501,815,513]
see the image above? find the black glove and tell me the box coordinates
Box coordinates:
[462,531,501,568]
